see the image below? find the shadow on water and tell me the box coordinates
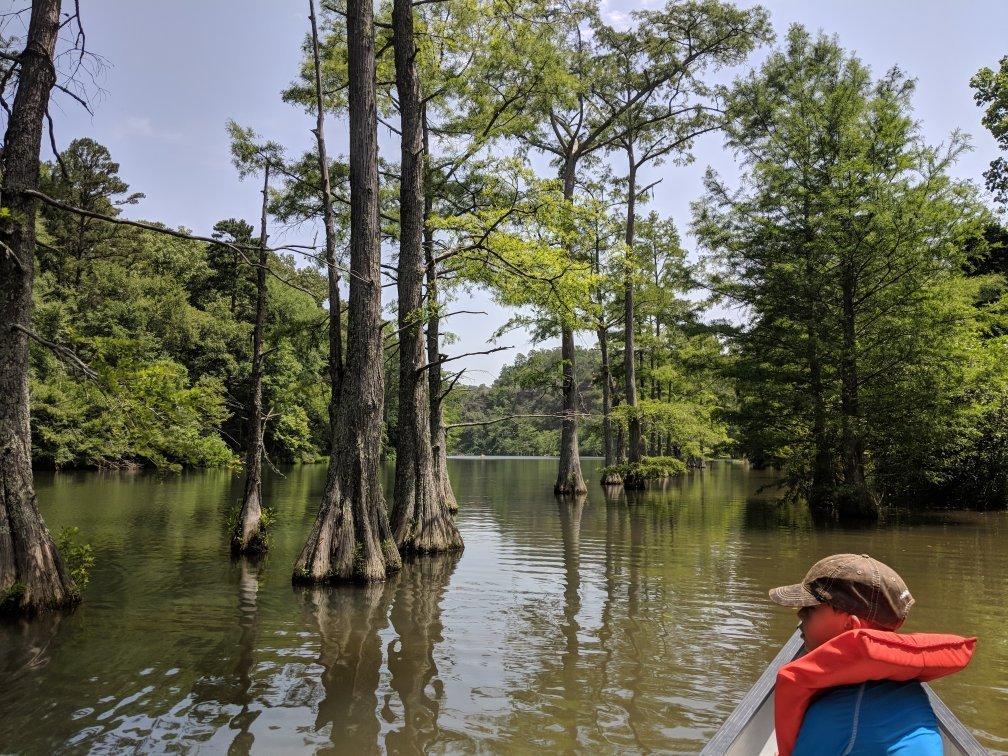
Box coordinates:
[385,551,462,755]
[556,494,585,750]
[227,554,263,754]
[297,579,398,754]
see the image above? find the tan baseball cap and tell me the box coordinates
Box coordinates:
[769,553,915,629]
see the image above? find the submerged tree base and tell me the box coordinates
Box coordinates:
[230,528,269,556]
[228,495,272,556]
[0,581,80,616]
[554,469,588,495]
[293,457,402,585]
[600,471,623,486]
[601,457,689,491]
[394,495,464,556]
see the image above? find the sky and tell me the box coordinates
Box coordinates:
[8,0,1007,385]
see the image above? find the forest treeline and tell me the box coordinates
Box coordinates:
[3,0,1008,611]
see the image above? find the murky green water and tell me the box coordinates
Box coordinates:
[1,459,1005,754]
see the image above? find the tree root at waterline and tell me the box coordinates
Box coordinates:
[293,461,401,584]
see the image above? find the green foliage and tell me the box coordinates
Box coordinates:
[32,360,234,471]
[225,504,275,552]
[600,456,688,485]
[694,26,1006,511]
[971,55,1008,205]
[56,527,94,591]
[30,140,327,471]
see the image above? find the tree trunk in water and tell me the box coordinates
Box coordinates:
[390,0,462,555]
[554,157,586,495]
[623,153,643,488]
[614,378,626,463]
[838,262,877,521]
[233,166,271,554]
[293,0,401,583]
[309,0,343,433]
[556,325,587,494]
[0,0,78,615]
[422,107,457,514]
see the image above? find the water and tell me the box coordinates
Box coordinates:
[1,459,1005,754]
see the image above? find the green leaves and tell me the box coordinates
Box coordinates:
[226,120,285,179]
[971,55,1008,205]
[693,25,1008,508]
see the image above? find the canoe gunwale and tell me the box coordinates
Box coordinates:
[700,630,803,755]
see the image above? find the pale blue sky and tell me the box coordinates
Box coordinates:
[18,0,1008,384]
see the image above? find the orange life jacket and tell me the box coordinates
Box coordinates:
[774,629,976,756]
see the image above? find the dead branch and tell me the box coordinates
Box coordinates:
[417,345,513,375]
[446,413,568,429]
[11,322,97,380]
[438,368,466,403]
[18,187,333,299]
[45,107,69,180]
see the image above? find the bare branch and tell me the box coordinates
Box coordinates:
[45,107,69,181]
[438,368,466,403]
[11,323,98,380]
[19,187,331,298]
[52,81,92,114]
[417,345,513,375]
[446,413,568,429]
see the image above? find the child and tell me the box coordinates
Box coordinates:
[768,554,976,755]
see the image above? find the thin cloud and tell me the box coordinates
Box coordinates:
[113,116,182,143]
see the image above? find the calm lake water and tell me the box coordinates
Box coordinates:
[1,459,1005,754]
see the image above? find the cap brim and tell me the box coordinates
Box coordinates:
[768,583,820,607]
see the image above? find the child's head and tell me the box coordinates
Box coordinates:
[769,554,914,649]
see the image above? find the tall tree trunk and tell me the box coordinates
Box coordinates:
[623,149,643,487]
[614,377,626,463]
[838,261,876,521]
[593,212,619,486]
[233,165,271,554]
[598,323,621,486]
[390,0,462,554]
[0,0,78,614]
[650,298,660,455]
[554,157,586,495]
[294,0,401,583]
[309,0,343,434]
[422,108,457,513]
[802,209,834,519]
[806,319,833,516]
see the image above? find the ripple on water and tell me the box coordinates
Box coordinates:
[0,461,1004,753]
